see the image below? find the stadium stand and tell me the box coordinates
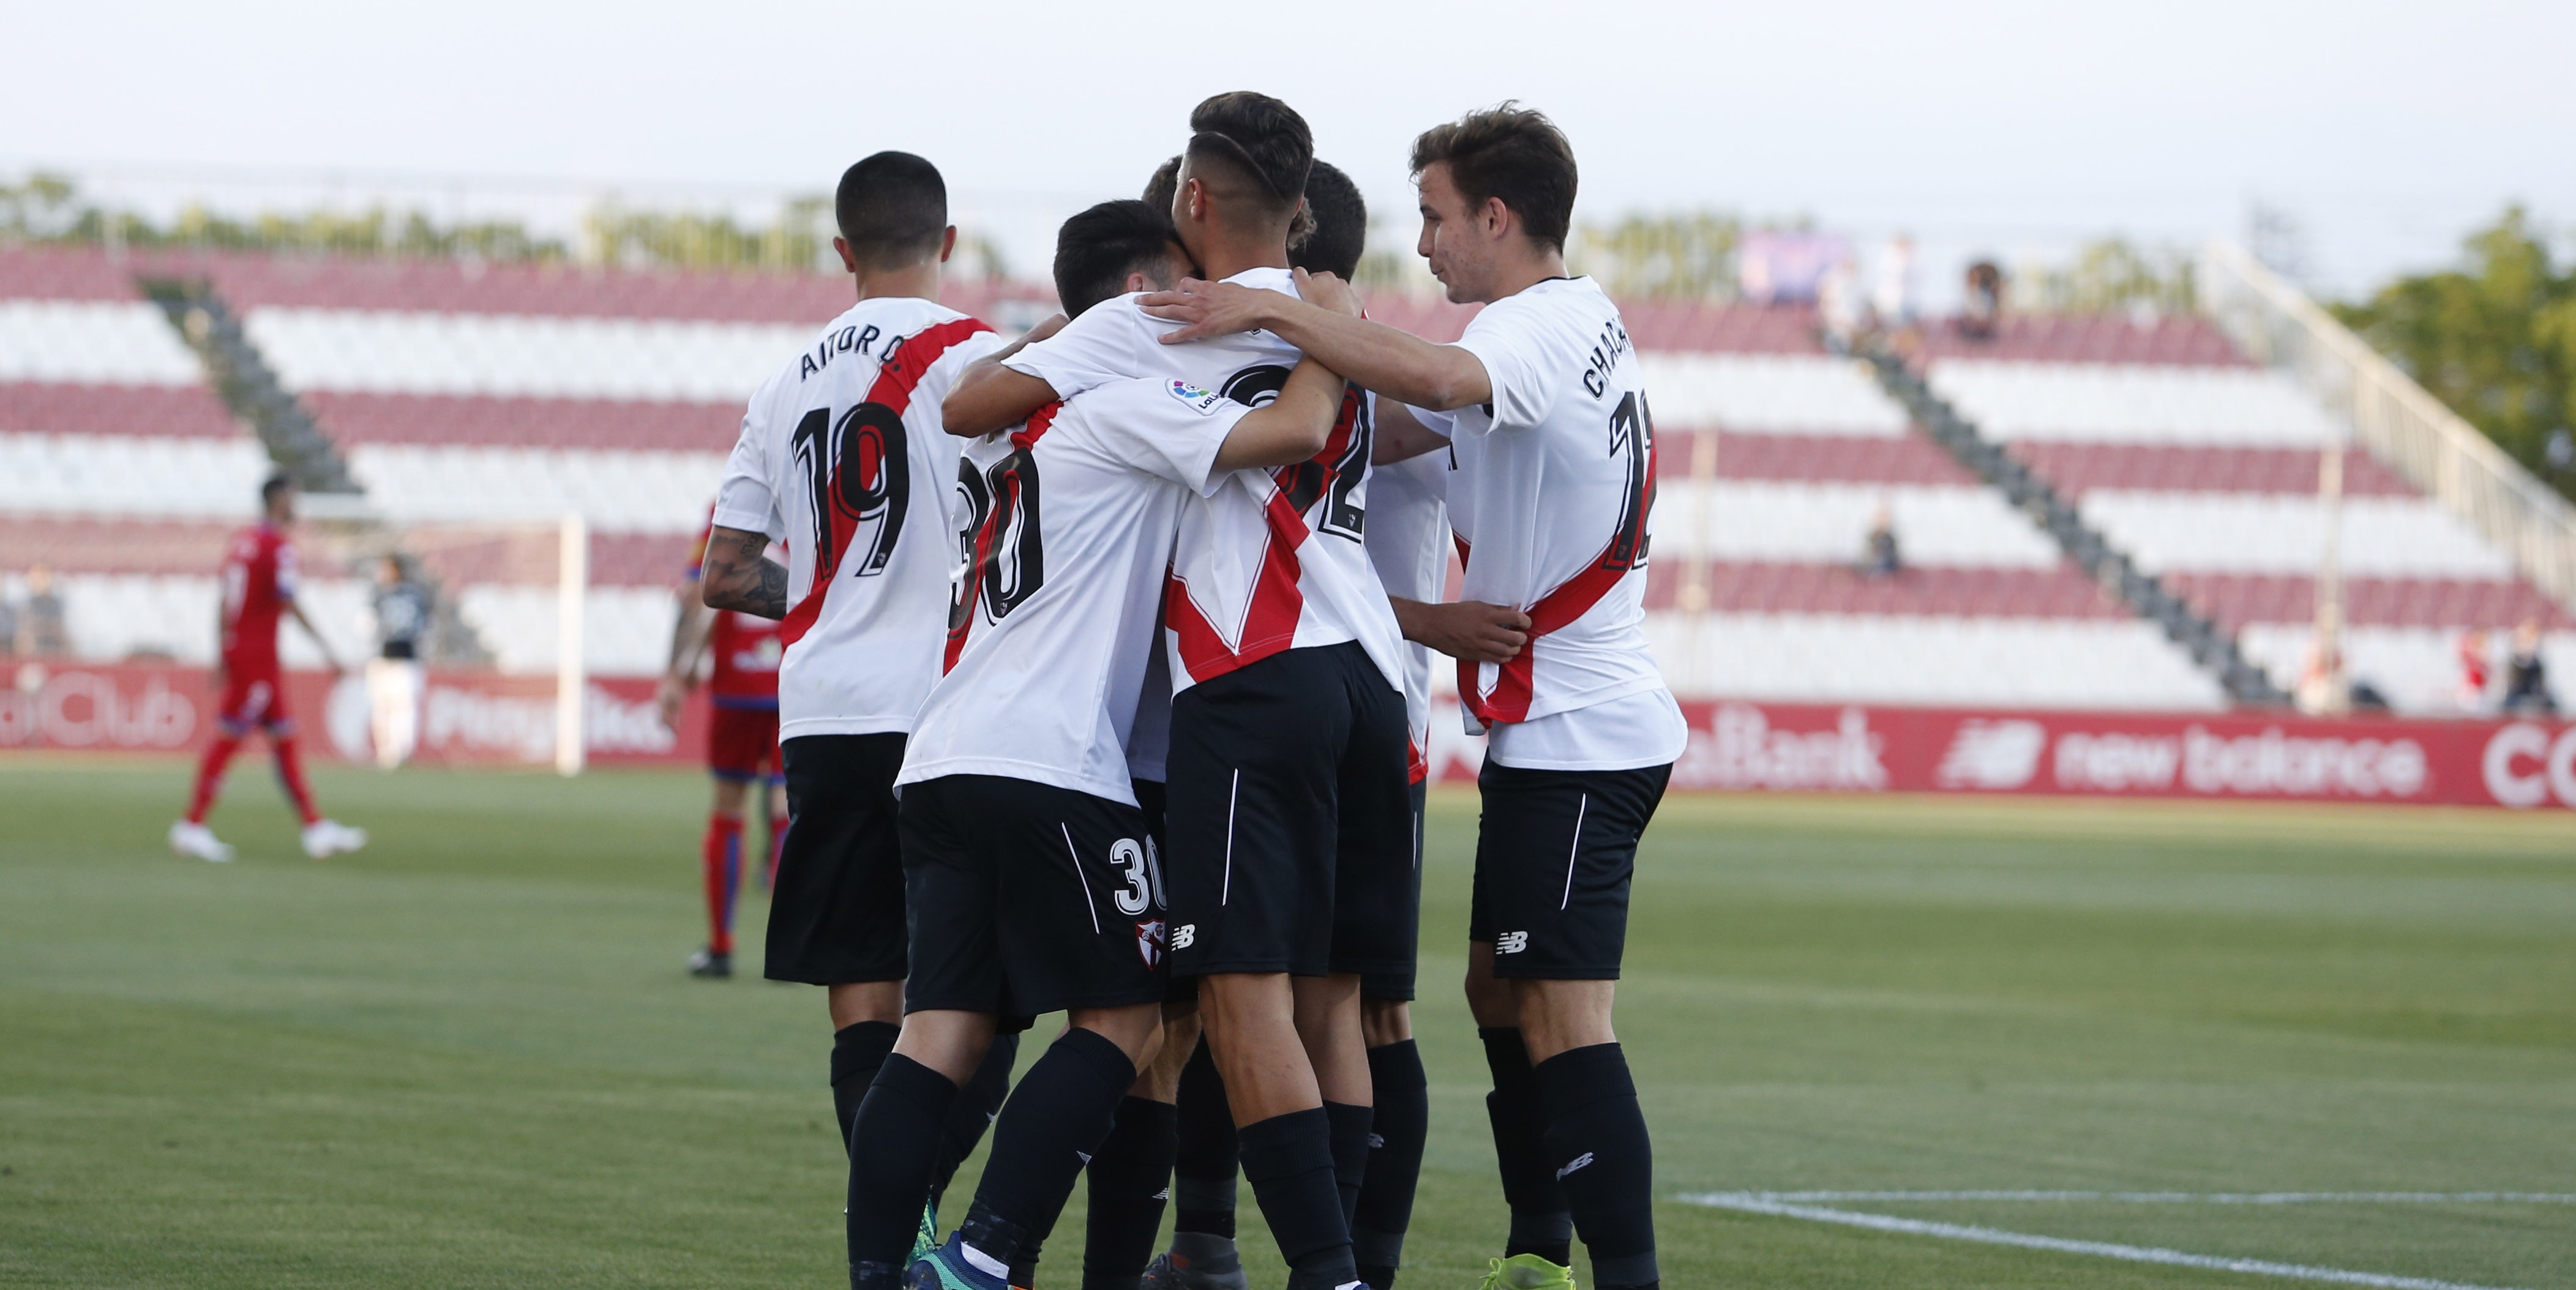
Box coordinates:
[1922,317,2576,712]
[9,240,2563,714]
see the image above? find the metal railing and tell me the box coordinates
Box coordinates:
[2200,237,2576,613]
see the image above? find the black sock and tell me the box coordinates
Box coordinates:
[930,1030,1018,1210]
[1082,1096,1179,1290]
[1171,1038,1240,1240]
[1535,1043,1658,1290]
[1354,1040,1428,1288]
[847,1054,959,1272]
[1481,1027,1571,1266]
[830,1020,899,1157]
[960,1027,1138,1272]
[1324,1101,1373,1233]
[1238,1107,1357,1290]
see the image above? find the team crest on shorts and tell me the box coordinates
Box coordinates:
[1135,919,1168,968]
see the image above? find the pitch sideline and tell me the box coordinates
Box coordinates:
[1679,1191,2552,1290]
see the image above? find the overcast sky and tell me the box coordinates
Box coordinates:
[8,0,2570,300]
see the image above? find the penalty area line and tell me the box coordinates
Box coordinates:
[1679,1193,2528,1290]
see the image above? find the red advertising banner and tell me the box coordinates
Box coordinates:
[1423,698,2576,811]
[0,663,705,767]
[10,663,2574,811]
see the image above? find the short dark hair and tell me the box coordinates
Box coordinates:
[1142,155,1183,217]
[1410,103,1578,252]
[1054,200,1183,319]
[1289,160,1367,280]
[1185,92,1311,218]
[834,151,949,269]
[260,473,294,505]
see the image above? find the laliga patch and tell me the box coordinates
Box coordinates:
[1167,379,1227,416]
[1135,919,1168,968]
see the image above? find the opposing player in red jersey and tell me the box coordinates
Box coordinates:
[170,475,367,863]
[657,511,790,979]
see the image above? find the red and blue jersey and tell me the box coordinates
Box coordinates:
[687,512,784,710]
[219,521,296,675]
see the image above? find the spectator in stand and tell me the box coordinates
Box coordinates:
[0,584,18,658]
[1874,233,1919,348]
[367,554,432,769]
[1818,250,1864,351]
[2456,628,2492,710]
[2501,619,2556,715]
[19,565,69,658]
[1960,260,2004,340]
[1860,502,1903,578]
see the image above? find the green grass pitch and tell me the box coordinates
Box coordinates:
[3,758,2573,1288]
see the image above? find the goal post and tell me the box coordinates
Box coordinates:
[555,512,587,776]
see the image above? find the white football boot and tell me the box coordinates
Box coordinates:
[301,819,369,859]
[168,820,235,863]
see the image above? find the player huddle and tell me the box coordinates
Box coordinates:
[703,94,1679,1290]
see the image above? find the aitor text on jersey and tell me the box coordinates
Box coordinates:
[798,324,906,381]
[1579,317,1635,400]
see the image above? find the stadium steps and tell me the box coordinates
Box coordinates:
[1858,341,2291,706]
[135,276,361,496]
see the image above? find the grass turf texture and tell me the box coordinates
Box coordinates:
[2,759,2572,1289]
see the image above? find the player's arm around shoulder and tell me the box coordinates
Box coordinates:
[1208,274,1368,474]
[1140,268,1494,413]
[941,312,1079,437]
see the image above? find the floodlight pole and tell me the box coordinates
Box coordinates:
[555,512,588,775]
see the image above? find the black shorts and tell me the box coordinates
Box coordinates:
[1165,641,1412,980]
[1468,758,1671,980]
[766,733,909,985]
[900,775,1169,1022]
[1358,779,1429,1001]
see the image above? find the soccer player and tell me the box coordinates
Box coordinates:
[850,196,1365,1290]
[169,474,367,863]
[1141,159,1466,1290]
[1142,104,1685,1290]
[945,94,1412,1290]
[656,510,789,979]
[702,150,1016,1265]
[365,554,430,769]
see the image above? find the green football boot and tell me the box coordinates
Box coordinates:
[1478,1252,1578,1290]
[908,1202,938,1267]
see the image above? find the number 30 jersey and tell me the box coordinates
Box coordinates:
[899,377,1246,807]
[714,296,1002,739]
[1445,275,1686,770]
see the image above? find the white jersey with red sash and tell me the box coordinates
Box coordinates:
[1002,267,1403,698]
[713,296,1003,739]
[1443,275,1687,770]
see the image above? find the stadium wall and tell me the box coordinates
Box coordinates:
[12,663,2575,811]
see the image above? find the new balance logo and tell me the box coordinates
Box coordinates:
[1556,1152,1595,1179]
[1368,1132,1386,1149]
[1172,923,1197,950]
[1497,930,1529,955]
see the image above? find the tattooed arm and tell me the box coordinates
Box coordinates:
[699,526,790,621]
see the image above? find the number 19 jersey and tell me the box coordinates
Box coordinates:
[714,296,1002,739]
[1445,275,1686,770]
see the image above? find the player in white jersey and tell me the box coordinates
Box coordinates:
[945,95,1401,1290]
[1142,106,1680,1290]
[700,151,1017,1286]
[856,197,1368,1290]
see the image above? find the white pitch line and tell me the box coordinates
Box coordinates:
[1680,1193,2529,1290]
[1714,1190,2576,1206]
